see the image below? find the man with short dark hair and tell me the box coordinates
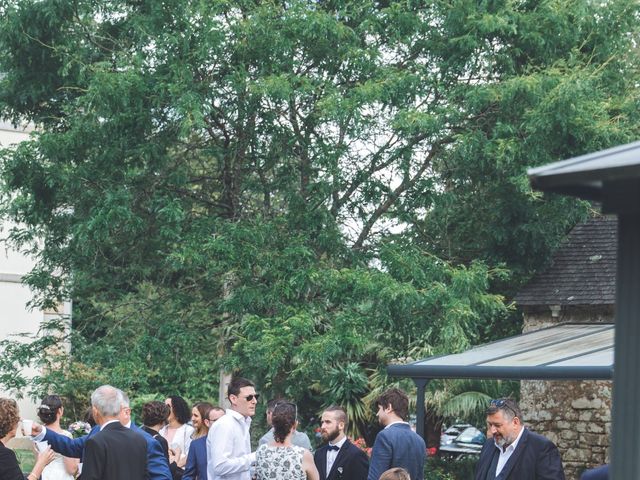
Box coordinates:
[314,405,368,480]
[367,388,426,480]
[474,398,565,480]
[259,398,312,450]
[206,377,258,480]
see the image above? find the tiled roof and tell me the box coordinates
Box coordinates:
[515,216,617,306]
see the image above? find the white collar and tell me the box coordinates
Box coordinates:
[494,426,525,453]
[227,408,252,426]
[329,436,347,449]
[100,419,120,431]
[384,420,408,429]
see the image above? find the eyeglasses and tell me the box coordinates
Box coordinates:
[242,394,260,402]
[273,401,298,422]
[490,399,518,418]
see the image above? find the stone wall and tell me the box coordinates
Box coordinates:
[521,306,613,480]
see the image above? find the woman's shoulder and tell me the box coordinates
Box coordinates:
[60,429,73,438]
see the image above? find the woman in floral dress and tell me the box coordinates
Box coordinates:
[255,402,319,480]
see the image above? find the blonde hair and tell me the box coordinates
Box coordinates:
[379,467,411,480]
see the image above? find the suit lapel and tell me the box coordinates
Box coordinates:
[317,446,328,480]
[498,428,529,479]
[476,441,495,480]
[327,440,350,480]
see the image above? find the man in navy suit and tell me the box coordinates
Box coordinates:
[580,465,609,479]
[30,388,171,480]
[314,405,368,480]
[367,388,426,480]
[474,398,565,480]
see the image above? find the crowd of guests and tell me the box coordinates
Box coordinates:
[0,377,608,479]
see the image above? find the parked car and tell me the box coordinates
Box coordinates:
[440,423,473,448]
[439,426,486,457]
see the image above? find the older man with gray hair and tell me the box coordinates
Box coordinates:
[80,385,147,480]
[474,398,565,480]
[30,386,171,480]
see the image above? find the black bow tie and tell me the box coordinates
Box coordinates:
[327,445,340,451]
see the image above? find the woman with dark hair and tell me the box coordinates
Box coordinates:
[36,395,79,480]
[0,397,54,479]
[255,402,319,480]
[160,396,194,473]
[142,400,186,480]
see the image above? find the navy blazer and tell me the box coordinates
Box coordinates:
[474,428,565,480]
[580,465,609,480]
[314,438,368,480]
[183,436,207,480]
[367,423,426,480]
[44,423,172,480]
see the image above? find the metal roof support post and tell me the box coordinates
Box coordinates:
[413,378,429,441]
[611,210,640,480]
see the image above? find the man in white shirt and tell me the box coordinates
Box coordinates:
[206,377,258,480]
[473,398,565,480]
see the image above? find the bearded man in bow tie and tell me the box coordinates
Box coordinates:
[314,406,368,480]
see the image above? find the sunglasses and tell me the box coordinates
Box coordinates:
[490,399,518,418]
[242,394,260,402]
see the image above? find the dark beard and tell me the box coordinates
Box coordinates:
[323,429,340,443]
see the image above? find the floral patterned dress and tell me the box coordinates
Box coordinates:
[255,443,306,480]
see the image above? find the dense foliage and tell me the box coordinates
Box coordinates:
[0,0,638,436]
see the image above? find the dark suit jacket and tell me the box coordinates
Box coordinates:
[367,423,426,480]
[474,428,565,480]
[183,436,207,480]
[0,441,24,480]
[45,422,172,480]
[581,465,609,480]
[314,438,368,480]
[81,421,147,480]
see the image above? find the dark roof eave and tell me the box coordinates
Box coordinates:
[386,364,613,381]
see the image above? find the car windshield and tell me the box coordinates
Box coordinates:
[457,427,485,444]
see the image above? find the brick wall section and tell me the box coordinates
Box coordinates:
[521,308,613,480]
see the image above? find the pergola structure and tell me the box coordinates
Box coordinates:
[387,323,613,439]
[528,140,640,479]
[388,140,640,479]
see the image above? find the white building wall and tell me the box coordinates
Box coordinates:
[0,121,47,423]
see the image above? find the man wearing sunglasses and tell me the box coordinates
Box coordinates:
[474,398,565,480]
[207,377,259,480]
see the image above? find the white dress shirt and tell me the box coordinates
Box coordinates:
[206,409,255,480]
[326,436,347,475]
[494,427,525,476]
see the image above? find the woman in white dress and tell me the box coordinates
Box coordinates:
[160,395,194,470]
[36,395,79,480]
[255,402,319,480]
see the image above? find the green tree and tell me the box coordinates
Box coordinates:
[0,0,637,433]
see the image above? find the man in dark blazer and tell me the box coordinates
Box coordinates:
[367,388,426,480]
[30,390,171,480]
[314,405,368,480]
[81,385,147,480]
[580,465,609,480]
[474,398,565,480]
